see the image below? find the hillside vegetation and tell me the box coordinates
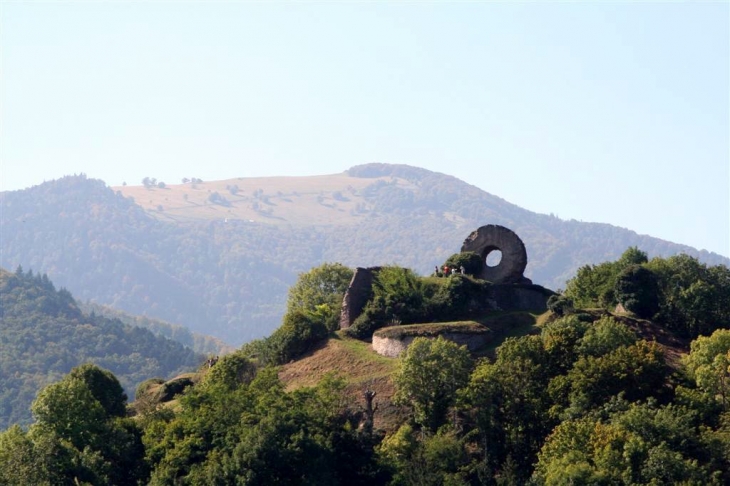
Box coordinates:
[79,301,235,356]
[0,267,204,429]
[1,164,726,344]
[2,249,729,485]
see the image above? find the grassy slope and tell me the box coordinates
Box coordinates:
[278,332,405,431]
[278,312,544,431]
[277,310,690,433]
[115,173,407,226]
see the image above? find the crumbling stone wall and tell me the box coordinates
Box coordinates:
[339,267,380,329]
[339,225,552,330]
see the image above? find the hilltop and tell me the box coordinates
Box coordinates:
[4,248,730,484]
[1,163,726,344]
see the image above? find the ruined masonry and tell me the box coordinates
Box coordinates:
[339,224,551,329]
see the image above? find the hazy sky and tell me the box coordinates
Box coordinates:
[2,2,728,257]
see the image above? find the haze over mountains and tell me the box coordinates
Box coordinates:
[1,163,726,345]
[0,267,204,429]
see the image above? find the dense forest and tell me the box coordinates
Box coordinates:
[79,301,234,356]
[2,249,729,485]
[0,267,204,429]
[1,165,726,345]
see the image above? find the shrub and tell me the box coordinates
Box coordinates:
[267,310,329,364]
[135,378,165,401]
[204,352,256,390]
[157,377,195,402]
[442,252,483,277]
[547,294,574,316]
[427,275,491,321]
[576,316,637,357]
[614,265,660,319]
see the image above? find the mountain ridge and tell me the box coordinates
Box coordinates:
[1,164,726,344]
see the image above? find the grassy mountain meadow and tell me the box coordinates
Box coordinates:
[1,163,726,345]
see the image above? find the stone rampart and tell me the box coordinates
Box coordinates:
[372,330,492,358]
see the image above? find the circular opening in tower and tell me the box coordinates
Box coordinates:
[486,249,503,267]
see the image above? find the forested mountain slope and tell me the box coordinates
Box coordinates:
[79,301,235,356]
[0,267,203,429]
[1,164,726,344]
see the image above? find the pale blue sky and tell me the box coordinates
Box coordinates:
[1,2,728,257]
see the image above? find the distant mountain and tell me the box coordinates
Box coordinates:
[1,164,726,345]
[79,301,235,356]
[0,267,204,429]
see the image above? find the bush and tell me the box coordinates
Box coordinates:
[157,377,195,402]
[204,353,256,390]
[267,310,329,364]
[346,267,495,339]
[286,263,353,333]
[427,275,491,321]
[577,316,637,357]
[442,252,483,277]
[135,378,165,401]
[614,265,660,319]
[547,294,574,316]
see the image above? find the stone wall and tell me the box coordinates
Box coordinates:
[372,331,492,358]
[486,284,553,312]
[338,226,553,331]
[339,267,380,329]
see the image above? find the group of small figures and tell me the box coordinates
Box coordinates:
[206,356,220,368]
[434,265,466,277]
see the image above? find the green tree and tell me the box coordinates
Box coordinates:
[648,254,730,337]
[146,368,385,485]
[266,309,329,365]
[68,363,127,417]
[379,425,469,486]
[564,247,649,310]
[547,294,574,316]
[564,261,621,309]
[617,246,649,266]
[541,316,590,374]
[0,426,53,486]
[460,335,554,480]
[576,316,637,357]
[204,352,257,390]
[442,251,483,277]
[29,366,148,485]
[614,264,660,319]
[32,378,109,451]
[566,341,668,415]
[533,402,723,485]
[286,262,354,331]
[348,266,429,338]
[395,337,472,431]
[684,329,730,410]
